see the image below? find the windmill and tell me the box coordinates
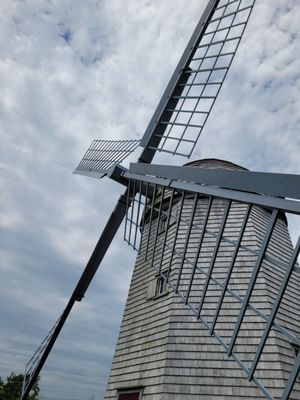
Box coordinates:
[21,0,300,399]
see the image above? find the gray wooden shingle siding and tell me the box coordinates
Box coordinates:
[105,159,300,399]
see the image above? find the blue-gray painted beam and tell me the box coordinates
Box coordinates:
[227,209,279,357]
[185,196,213,305]
[123,171,300,215]
[210,204,251,334]
[129,163,300,201]
[166,190,186,283]
[128,180,136,248]
[158,189,175,274]
[144,184,157,260]
[123,179,132,244]
[175,193,198,293]
[133,182,143,250]
[138,182,149,255]
[150,187,165,269]
[248,235,300,381]
[197,199,231,319]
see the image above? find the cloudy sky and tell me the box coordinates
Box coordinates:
[0,0,299,399]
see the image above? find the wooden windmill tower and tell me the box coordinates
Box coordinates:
[21,1,300,399]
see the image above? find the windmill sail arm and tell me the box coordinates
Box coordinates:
[137,70,192,164]
[139,0,218,150]
[123,168,300,216]
[21,190,130,400]
[139,0,256,159]
[73,139,140,179]
[74,0,257,174]
[128,162,300,201]
[74,189,129,300]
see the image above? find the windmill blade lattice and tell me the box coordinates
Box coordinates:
[75,0,256,173]
[123,162,300,400]
[21,315,62,399]
[74,139,140,178]
[140,0,256,159]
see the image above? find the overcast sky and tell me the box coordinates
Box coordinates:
[0,0,299,399]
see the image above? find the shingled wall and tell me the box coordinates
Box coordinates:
[105,159,300,399]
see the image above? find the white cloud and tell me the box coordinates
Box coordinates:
[0,0,299,399]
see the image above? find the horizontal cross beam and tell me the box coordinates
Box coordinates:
[129,163,300,200]
[124,167,300,215]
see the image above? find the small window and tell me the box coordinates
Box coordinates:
[147,270,170,300]
[291,343,300,357]
[157,213,176,236]
[158,215,167,235]
[117,389,142,400]
[154,269,170,298]
[156,275,168,296]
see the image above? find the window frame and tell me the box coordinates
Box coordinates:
[155,274,168,296]
[154,269,170,299]
[117,388,143,400]
[157,212,177,236]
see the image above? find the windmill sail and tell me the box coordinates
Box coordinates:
[140,0,256,160]
[74,0,257,178]
[121,160,300,400]
[74,139,140,178]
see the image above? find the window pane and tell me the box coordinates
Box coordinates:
[118,392,140,400]
[156,277,167,295]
